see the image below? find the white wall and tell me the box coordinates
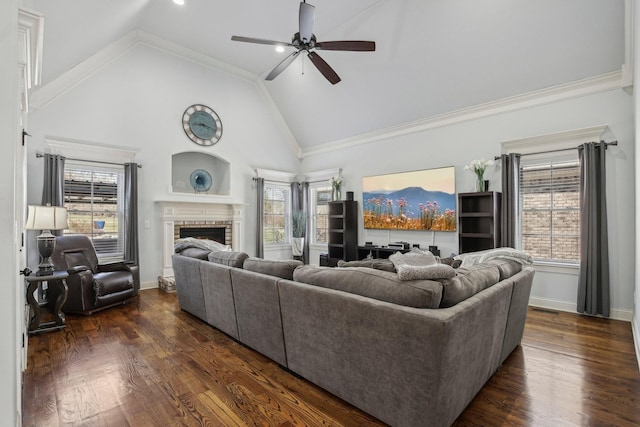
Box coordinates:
[301,89,635,318]
[633,0,640,367]
[1,0,20,423]
[26,44,301,286]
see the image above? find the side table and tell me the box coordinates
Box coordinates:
[25,270,69,334]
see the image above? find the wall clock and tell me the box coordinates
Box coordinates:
[182,104,223,146]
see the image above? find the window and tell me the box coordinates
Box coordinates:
[64,163,125,260]
[263,183,291,244]
[519,159,580,264]
[310,184,332,244]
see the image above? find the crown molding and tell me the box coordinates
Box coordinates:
[500,125,608,155]
[300,70,625,158]
[30,30,257,110]
[45,137,139,164]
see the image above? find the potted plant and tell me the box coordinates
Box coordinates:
[291,210,306,257]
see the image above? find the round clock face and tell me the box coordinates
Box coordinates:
[182,104,223,146]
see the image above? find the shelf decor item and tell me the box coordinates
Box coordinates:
[464,158,494,192]
[331,176,343,201]
[189,169,212,193]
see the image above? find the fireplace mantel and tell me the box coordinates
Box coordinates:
[155,199,245,278]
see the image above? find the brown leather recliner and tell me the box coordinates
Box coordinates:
[50,235,140,314]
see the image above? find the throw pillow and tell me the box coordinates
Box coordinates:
[389,248,437,267]
[396,264,456,281]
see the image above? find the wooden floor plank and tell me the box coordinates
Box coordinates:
[23,289,640,426]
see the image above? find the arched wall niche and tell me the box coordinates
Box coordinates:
[171,152,230,195]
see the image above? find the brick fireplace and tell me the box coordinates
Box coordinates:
[156,200,244,279]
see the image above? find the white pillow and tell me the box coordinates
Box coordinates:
[389,248,455,280]
[389,248,437,267]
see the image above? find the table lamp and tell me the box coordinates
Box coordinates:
[25,205,68,276]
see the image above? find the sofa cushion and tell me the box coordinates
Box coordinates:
[336,258,396,272]
[293,265,442,308]
[176,247,210,260]
[437,263,501,308]
[207,251,249,268]
[485,258,523,281]
[243,258,303,280]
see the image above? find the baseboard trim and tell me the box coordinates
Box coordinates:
[140,281,160,291]
[632,317,640,371]
[529,296,633,322]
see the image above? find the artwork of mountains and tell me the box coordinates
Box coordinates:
[362,167,457,231]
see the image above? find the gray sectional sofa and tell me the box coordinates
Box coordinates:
[172,249,534,427]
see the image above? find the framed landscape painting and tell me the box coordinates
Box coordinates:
[362,166,456,231]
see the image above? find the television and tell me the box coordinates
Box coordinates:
[362,166,456,231]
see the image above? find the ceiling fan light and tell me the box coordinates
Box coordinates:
[173,0,185,6]
[275,45,285,53]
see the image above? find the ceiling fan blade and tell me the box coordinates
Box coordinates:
[299,2,316,43]
[231,35,293,47]
[307,51,341,85]
[266,50,301,81]
[315,40,376,51]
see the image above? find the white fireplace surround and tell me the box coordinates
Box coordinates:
[156,200,244,278]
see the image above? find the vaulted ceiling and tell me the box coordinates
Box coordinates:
[30,0,626,152]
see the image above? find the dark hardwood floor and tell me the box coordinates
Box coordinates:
[23,289,640,426]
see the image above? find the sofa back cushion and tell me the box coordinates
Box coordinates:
[336,258,396,272]
[243,258,303,280]
[437,263,501,308]
[292,265,442,308]
[485,258,523,281]
[176,247,211,260]
[207,251,249,268]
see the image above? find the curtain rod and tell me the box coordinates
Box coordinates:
[494,140,617,161]
[36,152,142,168]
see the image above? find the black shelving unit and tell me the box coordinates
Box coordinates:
[328,200,358,262]
[458,192,501,254]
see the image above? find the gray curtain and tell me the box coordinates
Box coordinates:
[42,154,66,236]
[256,177,265,258]
[301,181,310,264]
[500,153,521,248]
[42,154,65,207]
[577,142,610,317]
[124,163,139,265]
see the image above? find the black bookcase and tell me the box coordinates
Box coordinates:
[458,192,502,254]
[327,200,358,262]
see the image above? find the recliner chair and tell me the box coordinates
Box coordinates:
[50,235,140,314]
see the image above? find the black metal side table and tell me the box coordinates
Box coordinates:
[25,270,69,334]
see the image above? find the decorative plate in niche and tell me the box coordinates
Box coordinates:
[189,169,212,193]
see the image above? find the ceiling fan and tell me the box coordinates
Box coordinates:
[231,1,375,85]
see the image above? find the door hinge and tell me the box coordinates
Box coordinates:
[21,232,24,248]
[22,130,30,146]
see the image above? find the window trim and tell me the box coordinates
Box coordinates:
[63,161,126,261]
[262,181,292,246]
[309,182,332,245]
[501,126,608,269]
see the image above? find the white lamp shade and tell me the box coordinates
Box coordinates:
[25,205,69,230]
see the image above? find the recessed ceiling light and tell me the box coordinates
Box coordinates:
[173,0,185,5]
[275,45,285,53]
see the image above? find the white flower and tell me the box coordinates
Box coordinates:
[464,159,494,175]
[331,176,343,188]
